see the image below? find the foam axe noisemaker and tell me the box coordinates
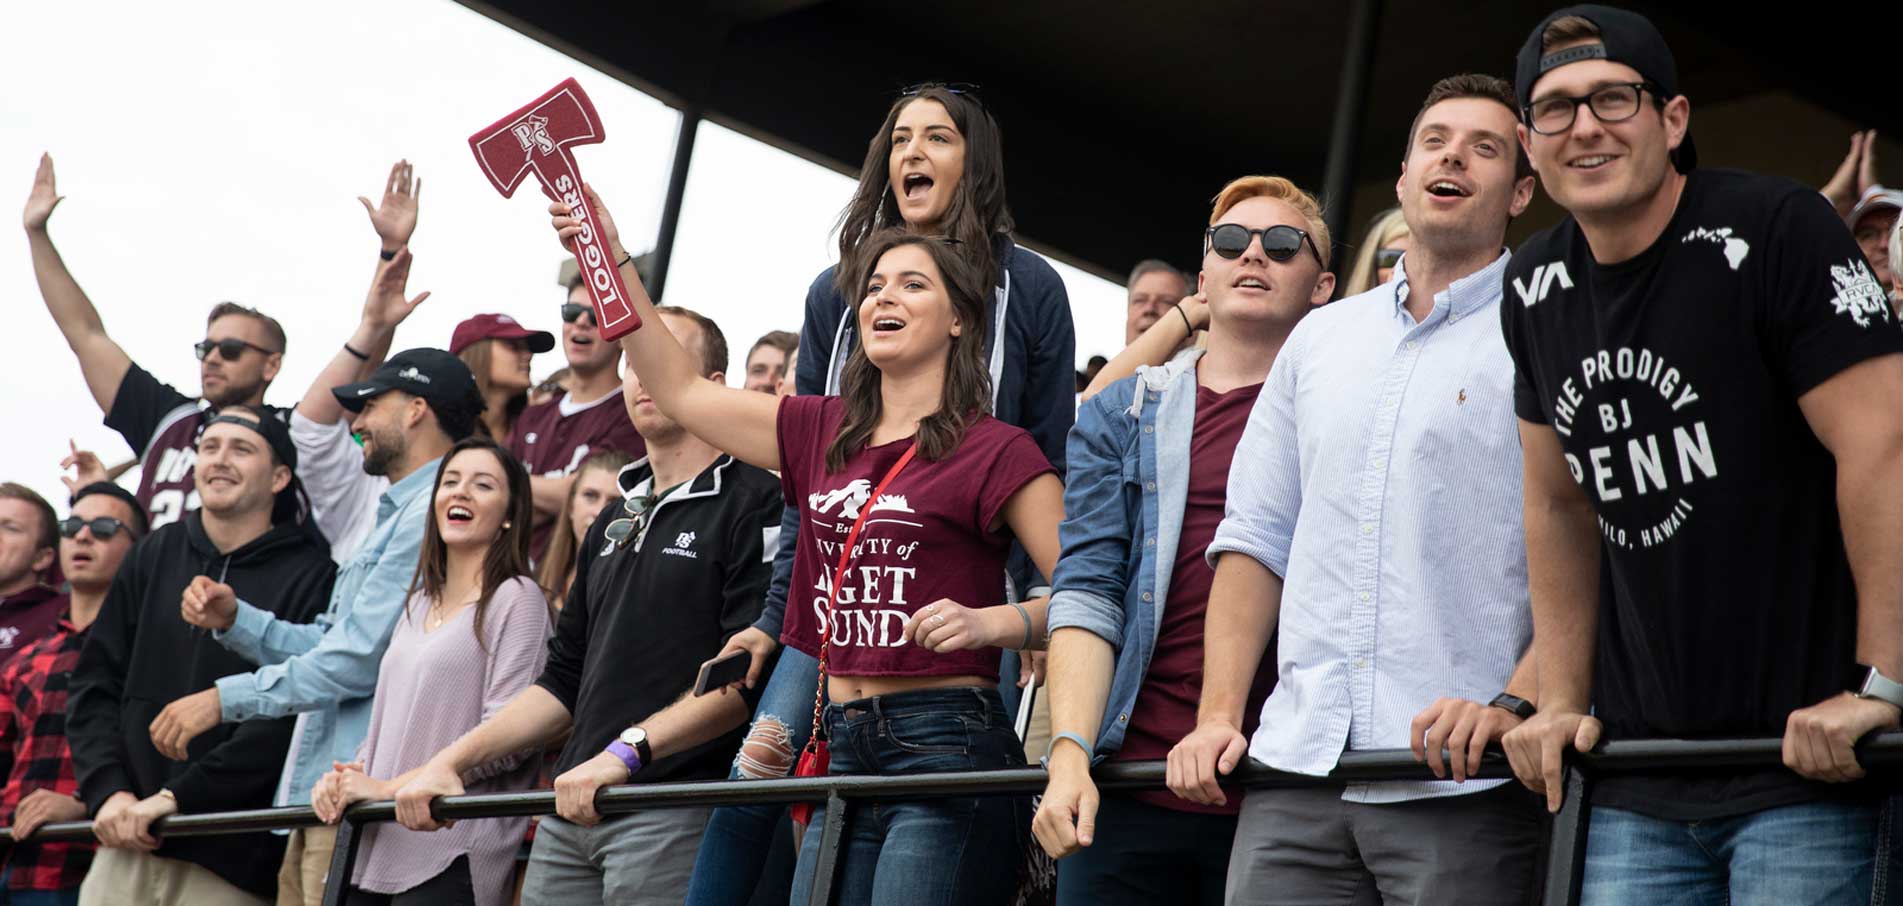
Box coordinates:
[470,78,640,339]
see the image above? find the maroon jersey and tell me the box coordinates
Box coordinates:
[104,364,287,531]
[507,389,646,560]
[776,395,1053,680]
[1116,381,1275,815]
[0,586,66,668]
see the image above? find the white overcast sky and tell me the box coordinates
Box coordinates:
[0,0,1126,510]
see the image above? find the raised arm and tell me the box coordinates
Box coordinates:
[300,162,427,426]
[550,185,780,469]
[23,154,132,413]
[1082,294,1205,402]
[299,246,429,426]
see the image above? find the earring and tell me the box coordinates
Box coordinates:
[503,522,512,530]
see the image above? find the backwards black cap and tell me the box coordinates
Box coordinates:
[332,348,485,439]
[1514,4,1696,173]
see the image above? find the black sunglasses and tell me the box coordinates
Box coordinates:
[1206,224,1325,268]
[560,302,597,326]
[59,516,131,541]
[194,337,278,362]
[900,81,982,100]
[1376,247,1406,269]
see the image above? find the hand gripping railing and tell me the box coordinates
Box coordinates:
[6,733,1902,905]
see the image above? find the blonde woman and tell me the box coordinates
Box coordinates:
[1342,206,1411,297]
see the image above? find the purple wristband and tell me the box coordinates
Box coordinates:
[605,740,643,776]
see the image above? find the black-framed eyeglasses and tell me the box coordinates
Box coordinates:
[59,516,132,541]
[1523,82,1655,136]
[603,492,661,547]
[1376,247,1406,269]
[560,302,596,326]
[1206,224,1325,268]
[194,337,278,362]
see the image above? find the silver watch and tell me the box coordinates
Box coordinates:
[1856,665,1903,710]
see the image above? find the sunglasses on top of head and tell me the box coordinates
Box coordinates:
[1206,224,1325,268]
[59,516,132,541]
[194,337,277,362]
[560,303,598,327]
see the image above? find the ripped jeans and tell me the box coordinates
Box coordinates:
[683,644,820,906]
[684,647,1026,906]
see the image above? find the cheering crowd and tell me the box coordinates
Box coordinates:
[4,4,1903,905]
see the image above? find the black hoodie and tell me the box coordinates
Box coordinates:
[68,510,334,897]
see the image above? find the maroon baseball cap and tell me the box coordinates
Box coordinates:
[449,313,555,356]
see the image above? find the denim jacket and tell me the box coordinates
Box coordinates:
[1047,348,1203,759]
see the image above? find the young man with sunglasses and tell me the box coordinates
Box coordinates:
[68,409,335,906]
[0,482,144,906]
[393,307,782,906]
[508,280,648,562]
[1164,74,1546,904]
[1033,175,1331,905]
[1498,7,1903,903]
[152,348,476,906]
[24,156,290,532]
[0,484,66,666]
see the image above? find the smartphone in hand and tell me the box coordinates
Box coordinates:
[693,650,751,697]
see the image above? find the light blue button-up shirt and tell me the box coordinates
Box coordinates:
[215,456,442,807]
[1207,253,1530,803]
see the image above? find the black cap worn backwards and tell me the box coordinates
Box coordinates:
[332,348,485,437]
[1515,4,1697,172]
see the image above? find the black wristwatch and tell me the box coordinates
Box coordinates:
[1488,692,1536,720]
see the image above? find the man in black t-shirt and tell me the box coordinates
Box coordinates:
[390,308,782,906]
[1499,6,1903,904]
[24,156,289,531]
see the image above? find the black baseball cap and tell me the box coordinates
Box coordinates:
[1515,4,1697,173]
[333,348,484,429]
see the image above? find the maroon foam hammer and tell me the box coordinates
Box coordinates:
[470,78,640,339]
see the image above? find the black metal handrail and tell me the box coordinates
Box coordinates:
[6,733,1899,905]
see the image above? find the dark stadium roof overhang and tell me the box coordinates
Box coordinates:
[459,0,1903,292]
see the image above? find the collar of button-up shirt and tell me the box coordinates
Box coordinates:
[1391,250,1511,325]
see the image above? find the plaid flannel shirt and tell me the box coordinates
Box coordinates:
[0,617,93,891]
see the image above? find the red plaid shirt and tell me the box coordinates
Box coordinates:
[0,617,93,890]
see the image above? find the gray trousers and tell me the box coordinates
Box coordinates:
[1226,782,1543,906]
[522,808,713,906]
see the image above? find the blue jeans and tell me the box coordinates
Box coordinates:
[686,648,1022,906]
[1582,801,1878,905]
[686,645,821,906]
[788,687,1028,906]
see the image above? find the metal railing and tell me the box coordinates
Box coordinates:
[6,733,1901,905]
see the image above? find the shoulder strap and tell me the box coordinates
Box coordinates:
[807,443,919,741]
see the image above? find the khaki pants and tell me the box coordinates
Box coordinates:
[78,846,268,906]
[276,825,338,906]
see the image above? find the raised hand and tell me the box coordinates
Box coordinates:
[358,160,421,252]
[548,183,625,257]
[360,246,430,332]
[1823,132,1871,218]
[60,439,108,496]
[24,153,62,233]
[1861,130,1882,197]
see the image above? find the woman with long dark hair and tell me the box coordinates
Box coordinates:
[310,437,552,906]
[688,83,1076,906]
[550,185,1063,904]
